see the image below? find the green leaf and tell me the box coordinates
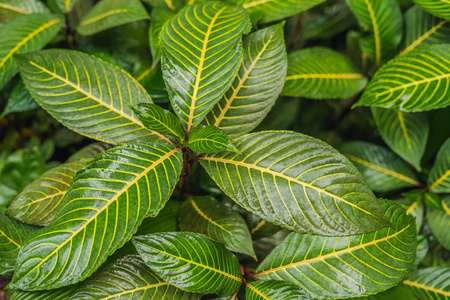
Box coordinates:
[230,0,325,24]
[77,0,149,36]
[204,23,287,139]
[134,66,170,104]
[247,214,282,240]
[0,0,50,23]
[130,103,185,143]
[55,0,78,13]
[66,142,112,162]
[372,107,429,170]
[16,49,172,145]
[0,208,36,278]
[346,0,402,66]
[245,281,311,300]
[0,13,62,90]
[179,196,255,258]
[349,284,418,300]
[0,80,39,118]
[188,126,237,153]
[9,143,182,290]
[11,285,78,300]
[149,8,175,68]
[428,137,450,193]
[133,232,243,296]
[200,131,390,236]
[355,44,450,111]
[428,196,450,251]
[161,2,250,132]
[415,235,429,267]
[282,47,367,99]
[339,141,421,192]
[411,0,450,20]
[424,192,443,211]
[255,199,417,299]
[398,6,450,56]
[137,200,181,233]
[71,254,203,299]
[7,160,87,226]
[398,190,424,233]
[403,267,450,299]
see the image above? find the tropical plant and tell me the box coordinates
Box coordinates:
[0,0,450,299]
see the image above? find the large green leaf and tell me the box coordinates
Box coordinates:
[372,107,428,170]
[355,44,450,111]
[138,200,181,232]
[350,284,418,300]
[133,232,243,296]
[179,196,255,258]
[411,0,450,20]
[255,199,417,299]
[188,126,237,153]
[282,47,367,99]
[200,131,390,236]
[346,0,402,66]
[160,1,250,132]
[399,6,450,56]
[0,13,62,90]
[77,0,149,36]
[55,0,78,13]
[428,138,450,193]
[11,285,78,300]
[204,23,287,139]
[245,281,311,300]
[7,160,87,226]
[428,196,450,251]
[230,0,325,23]
[149,8,175,68]
[16,49,172,145]
[403,267,450,299]
[9,143,182,290]
[71,254,202,299]
[0,0,49,23]
[339,141,421,192]
[67,142,112,162]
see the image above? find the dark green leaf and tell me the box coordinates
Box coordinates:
[134,65,169,104]
[11,285,78,300]
[138,200,181,233]
[0,80,39,118]
[55,0,78,13]
[245,281,311,300]
[404,267,450,299]
[188,126,237,153]
[428,196,450,251]
[247,214,282,240]
[424,192,443,211]
[66,142,113,162]
[0,0,50,23]
[411,0,450,20]
[398,190,424,233]
[349,284,418,300]
[428,137,450,193]
[415,235,429,267]
[149,8,175,68]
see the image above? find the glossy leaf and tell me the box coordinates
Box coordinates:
[0,0,49,23]
[67,142,113,162]
[188,126,237,153]
[200,131,390,236]
[350,284,418,300]
[428,138,450,193]
[160,2,250,131]
[77,0,149,36]
[133,232,243,296]
[399,6,450,56]
[7,160,87,226]
[179,196,255,258]
[339,141,421,192]
[149,8,175,68]
[255,199,417,299]
[55,0,78,13]
[0,80,39,118]
[16,49,172,144]
[282,47,367,99]
[71,254,202,299]
[411,0,450,20]
[428,196,450,251]
[204,23,287,139]
[245,281,311,300]
[0,13,62,90]
[403,267,450,299]
[231,0,326,23]
[11,285,78,300]
[372,107,429,170]
[355,44,450,111]
[346,0,402,66]
[9,143,182,290]
[130,103,185,143]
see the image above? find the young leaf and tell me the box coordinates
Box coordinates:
[55,0,78,13]
[66,142,113,162]
[282,47,367,99]
[77,0,149,36]
[16,50,172,145]
[245,281,311,300]
[428,196,450,251]
[255,199,417,299]
[188,126,237,153]
[130,103,185,143]
[160,2,250,132]
[0,0,50,23]
[204,23,287,139]
[7,160,87,226]
[346,0,402,66]
[0,13,62,90]
[339,141,421,192]
[200,131,390,236]
[428,138,450,193]
[11,285,78,300]
[355,44,450,112]
[0,80,39,118]
[71,254,202,300]
[410,0,450,20]
[149,8,175,68]
[398,6,450,56]
[403,267,450,299]
[133,232,243,296]
[372,107,429,170]
[9,143,182,290]
[179,196,255,258]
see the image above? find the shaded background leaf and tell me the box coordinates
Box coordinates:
[428,137,450,193]
[0,0,50,23]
